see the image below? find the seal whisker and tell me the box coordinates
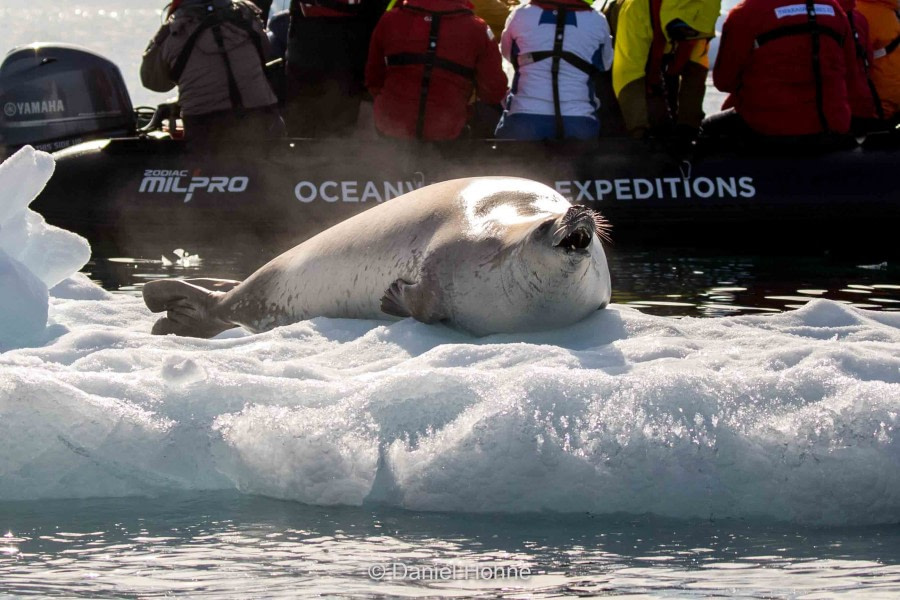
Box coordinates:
[592,211,613,245]
[559,205,612,246]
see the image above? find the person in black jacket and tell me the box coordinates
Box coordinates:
[283,0,387,137]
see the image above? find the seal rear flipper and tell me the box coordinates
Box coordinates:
[150,315,234,338]
[380,279,447,324]
[143,279,236,338]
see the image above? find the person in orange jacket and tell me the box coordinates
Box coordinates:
[706,0,856,139]
[838,0,883,132]
[856,0,900,121]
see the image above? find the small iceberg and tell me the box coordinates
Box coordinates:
[0,146,94,346]
[0,148,898,526]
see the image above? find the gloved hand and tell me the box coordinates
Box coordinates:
[665,19,700,41]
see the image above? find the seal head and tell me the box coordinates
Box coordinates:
[435,195,612,336]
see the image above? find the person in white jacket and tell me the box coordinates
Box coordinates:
[495,0,614,140]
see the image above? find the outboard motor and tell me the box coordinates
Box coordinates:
[0,43,136,156]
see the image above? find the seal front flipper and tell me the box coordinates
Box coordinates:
[380,279,447,323]
[143,279,238,338]
[175,278,242,293]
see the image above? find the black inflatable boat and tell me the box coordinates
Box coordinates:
[29,134,900,257]
[4,43,899,258]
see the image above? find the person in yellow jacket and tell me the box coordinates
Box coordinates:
[856,0,900,121]
[609,0,720,139]
[471,0,514,40]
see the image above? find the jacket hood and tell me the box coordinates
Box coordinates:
[660,0,720,39]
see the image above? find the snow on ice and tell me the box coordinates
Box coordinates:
[0,148,898,525]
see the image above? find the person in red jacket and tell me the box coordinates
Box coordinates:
[702,0,857,140]
[839,0,885,131]
[365,0,507,140]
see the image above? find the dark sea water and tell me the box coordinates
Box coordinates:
[84,247,900,318]
[3,491,900,598]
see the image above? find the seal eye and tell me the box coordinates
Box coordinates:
[536,220,554,236]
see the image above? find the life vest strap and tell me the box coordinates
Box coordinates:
[399,5,471,15]
[384,6,472,140]
[873,34,900,60]
[847,11,885,121]
[551,8,567,139]
[211,23,245,110]
[417,13,441,140]
[170,4,268,100]
[172,13,221,81]
[384,53,475,79]
[878,11,900,59]
[515,49,601,78]
[510,7,602,139]
[753,23,844,49]
[806,0,830,134]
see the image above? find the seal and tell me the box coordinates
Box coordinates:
[143,177,612,337]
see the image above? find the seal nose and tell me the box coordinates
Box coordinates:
[552,206,596,251]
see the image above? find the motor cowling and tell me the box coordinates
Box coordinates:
[0,43,136,156]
